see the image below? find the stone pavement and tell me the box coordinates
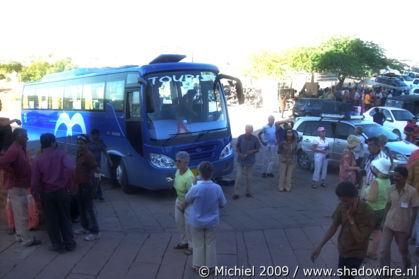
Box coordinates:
[1,153,418,279]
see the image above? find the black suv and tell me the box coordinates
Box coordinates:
[293,98,354,117]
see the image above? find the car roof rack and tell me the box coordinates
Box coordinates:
[319,113,364,121]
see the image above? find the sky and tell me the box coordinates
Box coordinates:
[1,0,419,71]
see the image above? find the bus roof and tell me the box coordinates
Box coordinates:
[26,56,219,85]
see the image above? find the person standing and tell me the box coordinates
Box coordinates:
[31,134,76,252]
[88,129,113,201]
[74,134,101,241]
[258,116,276,178]
[352,127,365,187]
[404,117,419,144]
[380,166,419,271]
[233,125,260,199]
[311,127,329,189]
[363,137,389,190]
[278,129,297,192]
[360,158,391,260]
[407,150,419,255]
[0,128,41,247]
[372,108,385,126]
[311,182,375,279]
[364,92,371,111]
[185,161,226,272]
[339,135,361,184]
[171,151,194,255]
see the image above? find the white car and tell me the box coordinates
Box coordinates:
[410,87,419,95]
[363,107,414,139]
[413,78,419,88]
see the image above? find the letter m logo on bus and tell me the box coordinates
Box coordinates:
[54,112,87,136]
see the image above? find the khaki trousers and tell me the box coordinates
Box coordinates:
[234,164,253,196]
[379,226,410,268]
[279,162,294,191]
[8,187,34,246]
[191,226,216,268]
[174,198,191,247]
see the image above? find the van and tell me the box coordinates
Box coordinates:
[385,95,419,118]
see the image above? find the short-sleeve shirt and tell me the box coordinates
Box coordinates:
[88,139,107,165]
[261,124,276,146]
[185,180,227,228]
[384,184,419,232]
[236,134,260,166]
[332,200,375,259]
[312,137,329,158]
[173,168,194,202]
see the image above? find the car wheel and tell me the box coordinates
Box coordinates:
[297,151,311,170]
[392,129,401,139]
[116,161,134,194]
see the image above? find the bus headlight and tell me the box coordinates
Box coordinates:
[149,153,175,168]
[219,142,233,160]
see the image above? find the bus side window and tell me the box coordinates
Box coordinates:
[22,85,38,109]
[63,82,82,110]
[83,82,105,111]
[105,80,125,112]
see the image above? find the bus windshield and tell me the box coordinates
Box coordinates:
[145,71,228,141]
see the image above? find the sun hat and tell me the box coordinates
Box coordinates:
[347,135,360,149]
[77,134,90,143]
[317,127,325,132]
[371,158,391,175]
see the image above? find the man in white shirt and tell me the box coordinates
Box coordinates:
[258,115,276,177]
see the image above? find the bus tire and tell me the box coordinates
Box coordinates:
[116,161,134,194]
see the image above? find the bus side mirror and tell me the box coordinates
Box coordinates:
[216,74,244,105]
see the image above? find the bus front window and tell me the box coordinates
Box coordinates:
[146,71,228,141]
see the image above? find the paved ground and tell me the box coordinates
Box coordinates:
[0,106,418,278]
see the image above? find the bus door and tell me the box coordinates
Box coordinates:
[125,88,143,155]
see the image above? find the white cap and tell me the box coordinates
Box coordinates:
[372,158,391,175]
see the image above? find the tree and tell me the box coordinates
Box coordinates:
[315,37,403,87]
[284,46,320,82]
[1,57,77,82]
[248,50,286,78]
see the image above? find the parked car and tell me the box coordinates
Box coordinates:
[293,98,354,117]
[375,76,410,91]
[294,115,418,170]
[363,107,414,139]
[412,78,419,87]
[398,75,414,87]
[410,87,419,95]
[385,95,419,118]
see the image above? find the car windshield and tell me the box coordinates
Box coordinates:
[145,71,228,141]
[357,123,399,142]
[391,110,414,121]
[403,76,413,81]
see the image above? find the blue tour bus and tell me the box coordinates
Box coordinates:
[22,55,244,193]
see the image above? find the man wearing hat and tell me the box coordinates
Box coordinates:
[31,133,76,252]
[74,134,101,241]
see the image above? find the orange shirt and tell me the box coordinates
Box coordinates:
[365,94,370,105]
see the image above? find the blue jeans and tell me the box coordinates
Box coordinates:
[77,183,99,234]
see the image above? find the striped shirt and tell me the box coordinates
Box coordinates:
[364,150,389,186]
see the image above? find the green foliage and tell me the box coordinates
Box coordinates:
[0,62,23,74]
[249,50,286,77]
[0,57,77,82]
[248,36,403,85]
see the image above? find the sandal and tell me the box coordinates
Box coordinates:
[320,182,326,188]
[312,183,317,189]
[173,243,188,249]
[184,248,193,255]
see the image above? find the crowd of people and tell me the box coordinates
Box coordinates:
[1,104,419,276]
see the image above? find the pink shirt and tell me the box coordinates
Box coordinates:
[0,141,31,189]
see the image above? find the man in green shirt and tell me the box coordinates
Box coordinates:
[171,151,194,255]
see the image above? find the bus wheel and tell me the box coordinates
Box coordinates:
[116,162,134,194]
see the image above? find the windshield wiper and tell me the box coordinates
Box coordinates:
[194,128,228,142]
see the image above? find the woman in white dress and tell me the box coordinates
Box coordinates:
[311,127,329,189]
